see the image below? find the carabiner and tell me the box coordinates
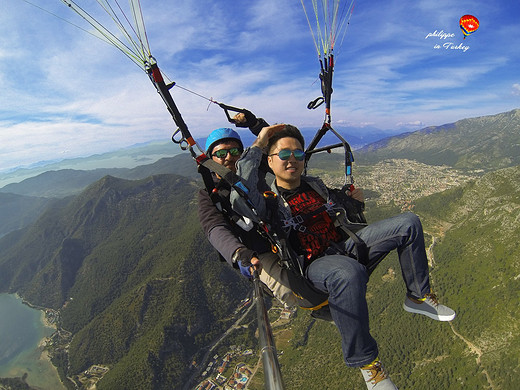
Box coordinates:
[307,96,325,110]
[263,191,278,199]
[172,128,189,150]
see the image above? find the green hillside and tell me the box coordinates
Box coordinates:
[414,166,520,389]
[1,112,519,389]
[0,174,250,388]
[264,166,519,389]
[0,193,51,237]
[357,108,520,171]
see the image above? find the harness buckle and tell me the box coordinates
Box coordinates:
[263,191,278,199]
[325,201,337,217]
[283,215,306,232]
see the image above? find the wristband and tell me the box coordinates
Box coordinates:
[232,247,256,265]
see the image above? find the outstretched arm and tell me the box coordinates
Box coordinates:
[198,188,243,266]
[230,124,286,220]
[347,187,365,203]
[233,111,269,136]
[251,124,285,150]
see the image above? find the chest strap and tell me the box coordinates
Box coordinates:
[281,201,336,232]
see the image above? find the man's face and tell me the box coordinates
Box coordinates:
[267,137,305,190]
[211,140,242,173]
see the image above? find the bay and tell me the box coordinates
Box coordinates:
[0,293,65,390]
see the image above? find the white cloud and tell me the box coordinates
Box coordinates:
[1,0,519,173]
[395,120,424,128]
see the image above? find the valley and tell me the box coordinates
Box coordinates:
[0,108,519,389]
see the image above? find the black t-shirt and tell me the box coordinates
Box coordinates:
[278,182,342,263]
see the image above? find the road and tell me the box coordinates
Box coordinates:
[182,292,254,390]
[426,232,496,390]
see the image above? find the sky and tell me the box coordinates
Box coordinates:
[1,0,519,172]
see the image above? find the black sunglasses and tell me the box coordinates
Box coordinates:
[269,149,305,161]
[212,147,241,158]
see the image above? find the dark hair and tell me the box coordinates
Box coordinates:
[267,124,305,153]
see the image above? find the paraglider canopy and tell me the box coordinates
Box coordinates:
[459,14,479,39]
[300,0,356,190]
[300,0,356,121]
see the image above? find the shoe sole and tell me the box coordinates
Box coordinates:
[403,303,456,321]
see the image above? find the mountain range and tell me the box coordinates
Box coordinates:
[270,165,519,389]
[0,174,250,388]
[357,108,520,171]
[0,155,198,237]
[0,108,519,389]
[0,155,199,199]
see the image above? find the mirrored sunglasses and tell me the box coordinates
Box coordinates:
[269,149,305,161]
[213,147,241,158]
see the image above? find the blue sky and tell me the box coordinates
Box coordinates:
[1,0,519,172]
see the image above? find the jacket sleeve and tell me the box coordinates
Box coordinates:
[249,117,269,136]
[230,146,268,220]
[197,189,244,266]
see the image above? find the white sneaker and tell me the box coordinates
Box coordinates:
[360,358,398,389]
[403,293,456,321]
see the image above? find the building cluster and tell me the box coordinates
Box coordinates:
[74,364,110,389]
[84,365,109,376]
[362,159,479,209]
[320,158,479,211]
[195,352,254,390]
[194,285,295,389]
[44,309,59,325]
[222,364,253,389]
[280,307,296,320]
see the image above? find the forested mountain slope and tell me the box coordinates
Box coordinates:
[0,193,51,237]
[357,108,520,170]
[270,166,520,389]
[1,114,519,388]
[0,174,250,388]
[413,165,520,389]
[0,154,197,198]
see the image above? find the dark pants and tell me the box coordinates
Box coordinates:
[305,212,431,367]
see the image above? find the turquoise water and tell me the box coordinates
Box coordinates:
[0,294,65,389]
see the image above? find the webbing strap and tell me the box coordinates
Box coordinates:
[280,198,369,266]
[338,226,369,266]
[197,156,251,200]
[282,202,335,232]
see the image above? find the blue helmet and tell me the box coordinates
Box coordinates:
[205,127,243,155]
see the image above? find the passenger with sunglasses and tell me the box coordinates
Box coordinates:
[231,124,456,390]
[197,126,299,308]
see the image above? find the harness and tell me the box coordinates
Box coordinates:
[280,193,369,266]
[193,108,368,310]
[281,201,336,233]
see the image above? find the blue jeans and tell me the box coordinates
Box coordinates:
[305,212,431,367]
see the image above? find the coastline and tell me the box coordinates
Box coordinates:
[40,310,57,332]
[37,311,55,358]
[0,294,66,390]
[37,309,66,390]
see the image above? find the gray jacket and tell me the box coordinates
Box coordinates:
[231,146,346,272]
[231,145,330,220]
[231,145,367,268]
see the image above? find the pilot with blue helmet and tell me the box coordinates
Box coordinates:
[198,124,298,307]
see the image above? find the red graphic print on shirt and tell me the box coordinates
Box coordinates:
[285,189,342,262]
